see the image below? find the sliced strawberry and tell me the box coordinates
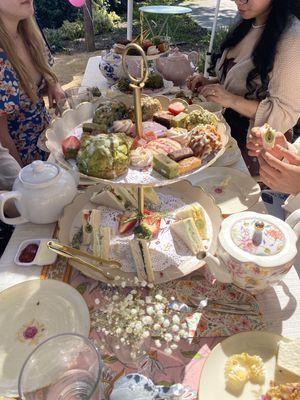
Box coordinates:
[134,210,161,240]
[62,136,81,160]
[168,102,186,116]
[119,211,138,234]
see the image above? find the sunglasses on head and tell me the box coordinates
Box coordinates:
[230,0,249,4]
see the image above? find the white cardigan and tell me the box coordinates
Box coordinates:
[283,137,300,214]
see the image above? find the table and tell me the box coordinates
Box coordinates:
[1,157,299,339]
[139,5,192,42]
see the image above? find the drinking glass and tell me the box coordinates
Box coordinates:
[18,333,103,400]
[65,86,93,109]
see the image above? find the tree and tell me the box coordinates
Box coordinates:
[83,0,95,51]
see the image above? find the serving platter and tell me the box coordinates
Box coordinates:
[58,180,222,285]
[189,167,261,215]
[198,331,292,400]
[46,95,230,187]
[214,137,242,167]
[109,79,175,97]
[0,279,90,397]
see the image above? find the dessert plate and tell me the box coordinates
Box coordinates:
[190,167,260,215]
[58,181,222,285]
[46,96,230,187]
[214,137,242,167]
[198,331,291,400]
[0,279,90,397]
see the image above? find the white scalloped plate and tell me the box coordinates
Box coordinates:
[58,181,222,285]
[0,279,90,397]
[45,96,230,187]
[198,331,293,400]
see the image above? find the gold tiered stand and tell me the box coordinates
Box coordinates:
[122,43,149,215]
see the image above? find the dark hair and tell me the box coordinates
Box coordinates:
[209,0,300,100]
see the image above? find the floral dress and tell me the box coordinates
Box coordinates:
[0,48,51,165]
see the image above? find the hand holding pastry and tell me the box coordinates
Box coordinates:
[258,147,300,195]
[247,127,288,158]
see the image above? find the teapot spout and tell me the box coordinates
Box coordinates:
[197,251,232,283]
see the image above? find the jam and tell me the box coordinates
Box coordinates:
[19,243,39,263]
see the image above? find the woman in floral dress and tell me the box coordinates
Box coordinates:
[0,0,65,166]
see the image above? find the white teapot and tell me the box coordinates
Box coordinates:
[201,211,300,293]
[0,161,77,225]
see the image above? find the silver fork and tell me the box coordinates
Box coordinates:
[168,299,260,316]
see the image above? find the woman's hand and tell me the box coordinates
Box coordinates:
[258,146,300,195]
[247,127,288,158]
[186,73,211,92]
[199,84,235,108]
[47,82,66,113]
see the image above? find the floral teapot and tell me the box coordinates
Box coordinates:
[156,48,199,86]
[200,211,300,293]
[0,161,77,225]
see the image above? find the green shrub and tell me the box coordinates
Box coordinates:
[93,7,120,33]
[44,28,65,53]
[59,20,85,40]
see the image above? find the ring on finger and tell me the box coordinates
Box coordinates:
[210,90,216,96]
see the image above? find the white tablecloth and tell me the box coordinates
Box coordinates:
[1,156,299,338]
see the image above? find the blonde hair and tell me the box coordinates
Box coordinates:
[0,16,58,102]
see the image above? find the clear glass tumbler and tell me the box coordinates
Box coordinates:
[18,333,103,400]
[65,86,93,109]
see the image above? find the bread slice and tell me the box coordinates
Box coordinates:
[171,217,203,255]
[130,239,154,283]
[277,339,300,377]
[90,190,125,211]
[93,226,110,259]
[175,202,207,239]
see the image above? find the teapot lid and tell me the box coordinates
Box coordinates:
[20,161,60,186]
[168,48,187,61]
[219,212,297,267]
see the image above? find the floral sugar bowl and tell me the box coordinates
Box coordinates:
[203,211,300,293]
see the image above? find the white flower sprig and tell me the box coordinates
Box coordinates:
[92,279,189,359]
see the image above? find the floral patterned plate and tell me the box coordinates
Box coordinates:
[0,279,90,398]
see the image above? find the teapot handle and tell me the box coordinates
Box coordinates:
[0,191,28,225]
[188,51,199,67]
[285,209,300,236]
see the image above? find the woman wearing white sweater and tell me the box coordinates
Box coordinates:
[247,128,300,213]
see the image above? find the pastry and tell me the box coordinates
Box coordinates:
[145,73,163,89]
[189,124,222,159]
[166,127,190,146]
[147,45,159,56]
[130,97,162,122]
[175,202,207,239]
[130,239,154,282]
[91,186,136,210]
[171,112,188,128]
[168,102,186,116]
[130,147,153,169]
[153,111,174,129]
[112,119,134,135]
[178,156,201,175]
[77,133,133,179]
[263,382,300,400]
[260,123,276,148]
[152,153,179,179]
[146,138,182,156]
[168,147,194,162]
[171,217,203,255]
[185,108,219,129]
[140,121,168,138]
[82,122,106,134]
[93,101,128,131]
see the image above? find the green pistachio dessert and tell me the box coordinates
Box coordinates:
[130,97,162,122]
[92,101,128,132]
[77,133,133,179]
[185,107,219,129]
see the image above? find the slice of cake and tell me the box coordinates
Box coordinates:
[277,339,300,378]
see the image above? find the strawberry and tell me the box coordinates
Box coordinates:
[141,40,153,51]
[119,211,138,234]
[134,210,161,240]
[62,136,81,160]
[168,102,186,116]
